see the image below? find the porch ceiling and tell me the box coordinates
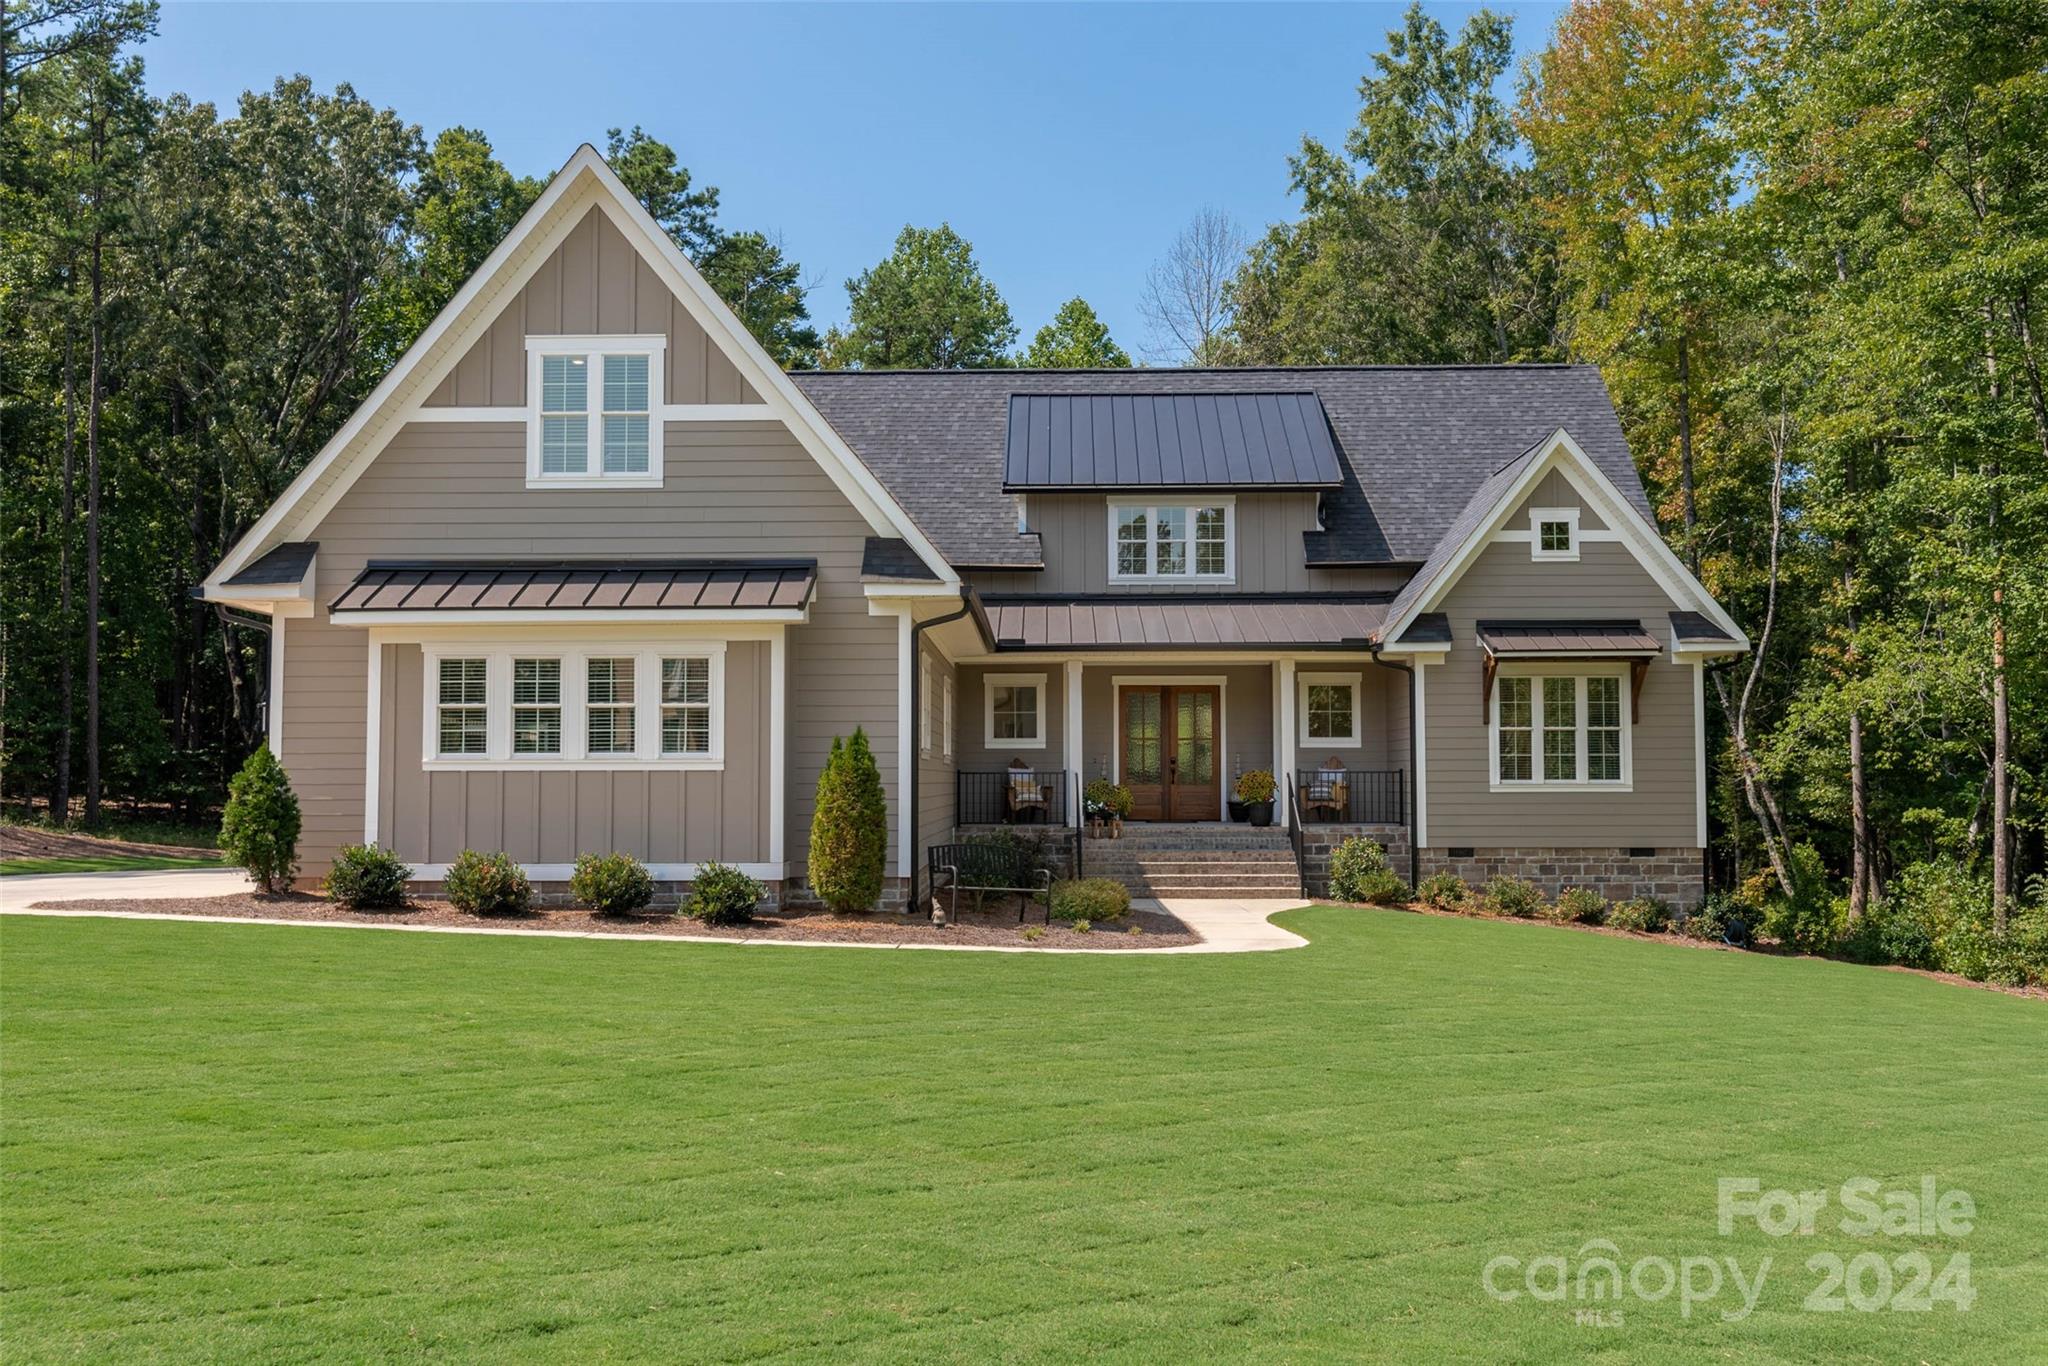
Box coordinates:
[984,595,1389,651]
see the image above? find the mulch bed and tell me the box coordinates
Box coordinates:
[0,827,220,862]
[23,892,1200,950]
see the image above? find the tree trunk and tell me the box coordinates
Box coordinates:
[84,229,104,826]
[1844,443,1870,918]
[54,328,77,820]
[1675,328,1699,572]
[1992,585,2009,930]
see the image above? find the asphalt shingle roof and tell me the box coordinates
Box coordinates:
[790,366,1645,571]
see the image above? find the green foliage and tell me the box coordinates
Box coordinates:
[808,729,888,912]
[825,223,1017,369]
[1350,869,1412,906]
[1233,769,1276,803]
[1416,871,1468,909]
[1762,844,1842,954]
[1049,878,1131,924]
[686,862,765,926]
[218,746,300,892]
[1082,778,1132,819]
[1482,876,1544,918]
[443,850,531,916]
[1607,897,1671,934]
[1551,886,1608,925]
[323,843,411,909]
[1020,297,1130,368]
[1071,919,1092,934]
[570,852,656,916]
[1679,892,1742,944]
[1326,836,1389,902]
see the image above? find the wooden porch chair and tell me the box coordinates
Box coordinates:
[1005,768,1050,822]
[1299,764,1349,822]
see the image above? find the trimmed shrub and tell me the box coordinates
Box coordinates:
[571,852,656,916]
[444,850,532,916]
[1050,877,1131,923]
[1325,836,1389,902]
[220,745,301,893]
[325,843,412,909]
[809,729,888,911]
[1551,886,1608,925]
[1349,868,1411,906]
[687,862,765,925]
[1416,871,1468,909]
[1607,896,1670,934]
[1482,876,1544,918]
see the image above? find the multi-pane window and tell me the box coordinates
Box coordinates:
[601,354,649,474]
[512,658,562,755]
[586,656,636,754]
[1539,519,1572,554]
[1303,680,1357,742]
[1110,502,1231,579]
[660,656,712,755]
[1529,508,1580,561]
[942,676,954,758]
[1494,673,1629,786]
[988,676,1043,745]
[1497,677,1533,782]
[437,658,488,755]
[539,355,589,474]
[527,339,662,485]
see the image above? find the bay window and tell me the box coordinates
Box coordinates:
[1490,668,1631,789]
[525,336,665,488]
[1110,499,1233,581]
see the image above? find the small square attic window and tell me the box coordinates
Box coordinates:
[1529,507,1580,561]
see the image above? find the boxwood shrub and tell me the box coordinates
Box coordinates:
[324,843,412,909]
[687,861,765,925]
[443,850,532,916]
[1325,836,1389,902]
[1049,877,1130,923]
[571,851,656,916]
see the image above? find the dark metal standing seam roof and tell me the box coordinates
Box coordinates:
[1001,393,1344,490]
[985,596,1389,650]
[330,560,816,613]
[1477,620,1663,653]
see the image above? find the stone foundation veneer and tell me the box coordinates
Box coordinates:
[1297,824,1411,894]
[1417,847,1703,912]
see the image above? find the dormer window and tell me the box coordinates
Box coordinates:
[1110,499,1234,582]
[525,335,665,489]
[1529,507,1580,562]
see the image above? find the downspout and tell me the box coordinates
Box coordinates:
[1368,645,1420,889]
[906,589,979,909]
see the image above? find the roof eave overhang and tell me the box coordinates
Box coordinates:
[331,606,810,628]
[1001,482,1343,495]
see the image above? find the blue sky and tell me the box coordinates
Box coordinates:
[143,2,1563,355]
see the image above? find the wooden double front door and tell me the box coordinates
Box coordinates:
[1118,685,1220,821]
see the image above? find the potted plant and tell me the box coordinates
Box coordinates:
[1235,769,1277,827]
[1084,778,1116,838]
[1106,784,1133,837]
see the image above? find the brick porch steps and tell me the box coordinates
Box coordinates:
[1077,825,1302,898]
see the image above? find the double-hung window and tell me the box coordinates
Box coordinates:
[1492,670,1630,788]
[525,336,665,488]
[424,645,725,769]
[660,657,712,756]
[586,657,637,754]
[437,658,488,756]
[512,658,562,755]
[1110,500,1233,581]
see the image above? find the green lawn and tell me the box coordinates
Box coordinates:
[0,853,222,875]
[3,910,2043,1362]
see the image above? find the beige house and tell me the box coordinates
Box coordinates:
[200,145,1747,909]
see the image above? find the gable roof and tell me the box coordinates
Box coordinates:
[1001,392,1343,490]
[791,365,1644,569]
[203,145,955,594]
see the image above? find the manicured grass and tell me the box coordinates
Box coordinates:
[0,853,222,875]
[3,909,2043,1361]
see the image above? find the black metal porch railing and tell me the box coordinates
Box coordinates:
[1285,772,1309,898]
[957,769,1071,826]
[1293,769,1406,825]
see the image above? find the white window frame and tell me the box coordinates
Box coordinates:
[984,671,1048,750]
[524,335,666,490]
[1487,663,1632,791]
[1529,506,1580,562]
[421,640,724,771]
[919,653,933,755]
[942,675,954,759]
[1107,497,1235,583]
[1297,671,1363,748]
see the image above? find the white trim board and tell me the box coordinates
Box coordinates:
[205,145,958,592]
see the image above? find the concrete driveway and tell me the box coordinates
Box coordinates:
[0,867,253,908]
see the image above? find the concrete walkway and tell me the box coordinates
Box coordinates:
[0,871,1307,955]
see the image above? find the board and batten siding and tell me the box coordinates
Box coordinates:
[281,417,899,879]
[1078,663,1274,790]
[915,640,958,877]
[422,206,760,409]
[961,492,1410,597]
[1423,534,1698,848]
[374,641,770,864]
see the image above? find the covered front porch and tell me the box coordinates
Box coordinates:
[950,657,1410,830]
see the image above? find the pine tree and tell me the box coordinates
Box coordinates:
[219,744,300,893]
[807,728,889,911]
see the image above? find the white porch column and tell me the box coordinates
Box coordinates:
[362,632,381,847]
[1063,659,1084,797]
[1413,660,1429,849]
[894,609,913,879]
[769,625,788,867]
[1277,657,1297,828]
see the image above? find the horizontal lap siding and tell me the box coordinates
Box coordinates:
[423,206,758,409]
[1289,664,1399,777]
[1425,540,1696,847]
[955,665,1065,774]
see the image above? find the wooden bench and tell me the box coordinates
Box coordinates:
[927,842,1053,923]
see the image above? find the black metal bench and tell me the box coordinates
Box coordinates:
[927,842,1052,923]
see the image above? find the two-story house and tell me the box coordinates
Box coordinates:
[199,146,1747,910]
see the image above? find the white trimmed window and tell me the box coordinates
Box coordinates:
[1490,668,1631,789]
[525,335,665,488]
[1298,672,1362,746]
[1110,500,1233,581]
[942,675,955,759]
[985,672,1047,749]
[1529,507,1580,561]
[421,643,724,770]
[920,653,933,754]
